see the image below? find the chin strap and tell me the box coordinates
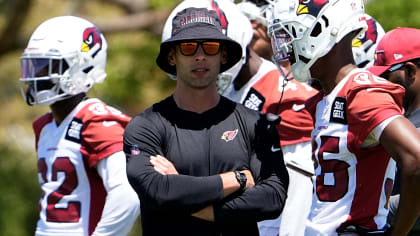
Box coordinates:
[273,61,293,115]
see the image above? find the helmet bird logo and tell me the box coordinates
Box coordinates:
[297,0,329,17]
[210,0,228,34]
[82,27,103,57]
[353,18,379,48]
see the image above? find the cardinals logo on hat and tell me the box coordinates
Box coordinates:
[297,0,329,17]
[81,27,103,57]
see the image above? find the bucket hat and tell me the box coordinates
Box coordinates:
[156,7,243,75]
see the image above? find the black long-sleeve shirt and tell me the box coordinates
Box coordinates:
[124,96,289,236]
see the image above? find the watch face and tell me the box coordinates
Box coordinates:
[240,172,246,182]
[235,171,247,190]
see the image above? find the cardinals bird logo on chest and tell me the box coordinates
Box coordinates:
[221,129,238,142]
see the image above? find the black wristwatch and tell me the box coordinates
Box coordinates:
[234,170,247,191]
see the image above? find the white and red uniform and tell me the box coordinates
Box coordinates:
[34,98,140,236]
[305,69,405,235]
[227,59,316,148]
[226,58,317,236]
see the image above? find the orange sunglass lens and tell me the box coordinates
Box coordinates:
[202,42,220,55]
[180,42,220,55]
[180,42,198,55]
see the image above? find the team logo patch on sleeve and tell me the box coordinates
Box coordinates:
[221,129,238,142]
[243,88,265,111]
[330,97,347,124]
[65,118,83,143]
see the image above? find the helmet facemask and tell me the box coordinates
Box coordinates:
[268,15,313,81]
[267,0,367,82]
[20,56,71,106]
[269,20,293,64]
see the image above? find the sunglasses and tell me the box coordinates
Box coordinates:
[178,41,221,56]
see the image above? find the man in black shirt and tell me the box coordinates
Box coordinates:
[124,7,289,236]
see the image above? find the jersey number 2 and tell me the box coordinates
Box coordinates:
[315,136,350,202]
[38,157,80,222]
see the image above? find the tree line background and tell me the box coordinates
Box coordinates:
[0,0,419,235]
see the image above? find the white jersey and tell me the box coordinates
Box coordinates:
[305,69,405,235]
[225,58,316,173]
[33,98,132,236]
[226,58,316,236]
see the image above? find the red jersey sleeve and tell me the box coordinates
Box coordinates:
[77,101,131,167]
[254,69,318,146]
[346,73,405,147]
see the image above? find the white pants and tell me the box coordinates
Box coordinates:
[258,142,314,236]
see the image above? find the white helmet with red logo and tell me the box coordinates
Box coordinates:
[19,16,107,106]
[352,13,385,69]
[268,0,367,82]
[161,0,253,95]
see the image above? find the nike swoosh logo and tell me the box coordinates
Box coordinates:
[102,121,117,127]
[271,145,282,152]
[292,104,305,112]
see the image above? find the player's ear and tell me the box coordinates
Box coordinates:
[220,47,227,65]
[168,47,176,66]
[404,62,417,81]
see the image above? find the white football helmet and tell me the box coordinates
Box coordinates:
[267,0,367,82]
[213,1,253,95]
[19,16,107,106]
[352,14,385,69]
[235,0,272,27]
[161,0,253,95]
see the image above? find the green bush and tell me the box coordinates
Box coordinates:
[0,144,39,236]
[366,0,420,31]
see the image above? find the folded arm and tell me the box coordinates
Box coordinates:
[149,154,256,221]
[194,114,289,224]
